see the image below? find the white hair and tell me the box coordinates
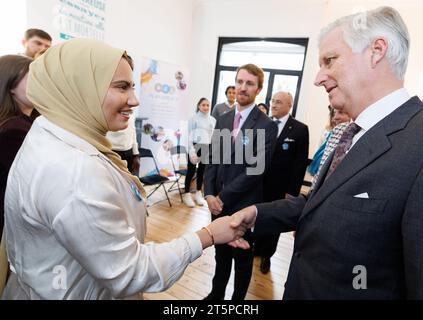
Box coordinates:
[319,6,409,80]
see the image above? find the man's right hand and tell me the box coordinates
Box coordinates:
[227,205,257,248]
[206,196,223,216]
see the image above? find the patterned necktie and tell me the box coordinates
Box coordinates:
[232,112,242,142]
[325,122,361,179]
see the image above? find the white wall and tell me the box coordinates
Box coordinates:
[24,0,195,68]
[105,0,195,68]
[0,0,27,56]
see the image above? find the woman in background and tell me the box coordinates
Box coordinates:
[2,39,247,300]
[307,105,335,177]
[0,55,33,235]
[257,103,269,115]
[183,98,216,207]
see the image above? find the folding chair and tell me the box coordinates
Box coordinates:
[167,145,189,202]
[138,147,172,207]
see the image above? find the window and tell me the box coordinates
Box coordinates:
[212,37,308,117]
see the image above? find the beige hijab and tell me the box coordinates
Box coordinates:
[26,38,145,197]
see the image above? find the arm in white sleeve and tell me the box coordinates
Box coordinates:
[49,156,202,298]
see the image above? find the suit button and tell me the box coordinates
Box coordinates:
[294,252,301,258]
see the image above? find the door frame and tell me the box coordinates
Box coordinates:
[212,37,309,118]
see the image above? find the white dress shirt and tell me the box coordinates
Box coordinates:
[3,116,202,299]
[234,103,256,134]
[352,88,410,149]
[274,113,289,137]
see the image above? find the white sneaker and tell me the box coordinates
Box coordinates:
[194,191,205,206]
[183,193,196,207]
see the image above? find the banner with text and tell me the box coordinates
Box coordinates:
[53,0,106,41]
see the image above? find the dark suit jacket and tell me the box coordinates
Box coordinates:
[205,106,277,215]
[0,116,33,233]
[263,116,309,202]
[255,96,423,299]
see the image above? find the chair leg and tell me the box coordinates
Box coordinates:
[167,180,176,192]
[147,185,161,198]
[176,179,183,202]
[161,183,172,207]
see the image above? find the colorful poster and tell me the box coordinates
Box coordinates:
[53,0,106,41]
[134,58,190,178]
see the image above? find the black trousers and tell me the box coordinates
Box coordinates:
[254,235,280,258]
[184,143,206,193]
[114,149,134,172]
[210,213,254,300]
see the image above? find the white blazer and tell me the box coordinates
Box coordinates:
[3,116,202,299]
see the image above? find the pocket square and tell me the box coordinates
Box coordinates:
[353,192,369,199]
[284,138,295,142]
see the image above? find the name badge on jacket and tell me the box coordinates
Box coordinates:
[242,136,250,146]
[282,138,295,151]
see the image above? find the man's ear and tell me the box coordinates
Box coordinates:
[370,37,388,68]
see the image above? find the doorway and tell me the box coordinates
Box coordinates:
[212,37,308,117]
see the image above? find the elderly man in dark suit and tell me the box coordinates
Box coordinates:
[230,6,423,299]
[255,91,309,274]
[203,64,277,300]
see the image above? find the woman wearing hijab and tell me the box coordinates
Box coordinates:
[1,39,248,300]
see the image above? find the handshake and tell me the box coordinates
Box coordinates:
[196,206,258,250]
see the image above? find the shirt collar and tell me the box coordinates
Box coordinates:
[274,113,289,125]
[355,88,410,132]
[226,101,235,108]
[35,116,100,156]
[235,103,255,120]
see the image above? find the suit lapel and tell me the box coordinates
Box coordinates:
[225,109,235,131]
[240,106,259,131]
[301,129,391,219]
[278,116,293,140]
[301,96,423,220]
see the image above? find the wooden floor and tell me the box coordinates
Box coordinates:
[142,183,296,300]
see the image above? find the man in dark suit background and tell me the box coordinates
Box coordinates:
[254,91,309,274]
[230,6,423,299]
[204,64,277,300]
